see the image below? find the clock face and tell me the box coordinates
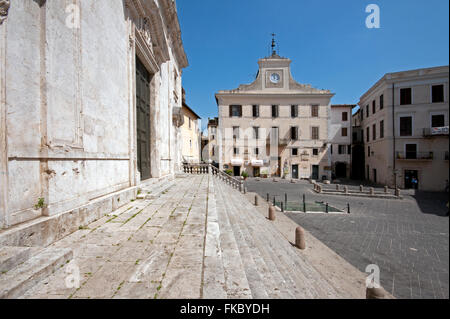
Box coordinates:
[270,73,281,84]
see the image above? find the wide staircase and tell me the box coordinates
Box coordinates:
[203,170,341,298]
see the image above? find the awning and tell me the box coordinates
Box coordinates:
[251,160,264,167]
[231,159,244,166]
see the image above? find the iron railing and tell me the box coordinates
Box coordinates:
[396,151,434,160]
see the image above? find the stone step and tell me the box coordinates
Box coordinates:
[0,246,36,274]
[217,181,300,298]
[215,177,340,298]
[211,180,252,299]
[214,182,277,299]
[144,180,175,200]
[238,191,340,298]
[0,247,73,299]
[202,176,228,299]
[216,179,305,298]
[228,187,338,298]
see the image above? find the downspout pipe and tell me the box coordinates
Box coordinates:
[392,83,397,189]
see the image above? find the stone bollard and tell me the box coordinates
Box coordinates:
[254,195,258,206]
[366,287,386,299]
[295,226,306,250]
[268,205,276,221]
[370,188,375,196]
[360,185,363,192]
[336,184,340,191]
[395,188,401,197]
[291,179,295,184]
[384,186,388,194]
[344,186,348,194]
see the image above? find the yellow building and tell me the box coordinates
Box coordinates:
[181,90,201,164]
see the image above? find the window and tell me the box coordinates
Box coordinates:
[432,114,445,128]
[366,127,370,142]
[372,124,376,141]
[347,145,352,155]
[311,105,319,117]
[190,139,192,149]
[342,112,348,121]
[330,145,333,154]
[252,105,260,117]
[253,127,259,139]
[313,148,319,156]
[230,105,242,117]
[233,126,240,139]
[405,144,417,159]
[366,105,369,118]
[361,109,364,121]
[380,95,384,110]
[400,116,412,136]
[338,145,346,155]
[272,105,279,118]
[380,120,384,138]
[432,85,444,103]
[341,127,348,137]
[372,100,376,114]
[352,132,357,143]
[233,147,239,155]
[255,148,259,156]
[291,105,298,118]
[291,126,299,140]
[212,147,215,157]
[292,148,298,156]
[311,127,319,140]
[368,146,371,157]
[400,88,412,105]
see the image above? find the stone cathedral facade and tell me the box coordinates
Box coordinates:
[0,0,188,230]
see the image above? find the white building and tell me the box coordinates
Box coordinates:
[329,105,354,179]
[215,49,335,180]
[0,0,188,229]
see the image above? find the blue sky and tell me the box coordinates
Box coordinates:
[177,0,449,130]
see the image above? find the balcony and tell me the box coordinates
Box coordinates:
[423,126,449,137]
[396,151,434,160]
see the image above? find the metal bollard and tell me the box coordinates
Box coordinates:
[254,195,258,206]
[325,203,329,213]
[295,226,306,250]
[347,203,350,214]
[268,205,276,221]
[281,202,284,212]
[284,193,287,209]
[267,193,269,202]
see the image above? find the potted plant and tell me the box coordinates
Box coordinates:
[225,169,233,176]
[241,171,249,180]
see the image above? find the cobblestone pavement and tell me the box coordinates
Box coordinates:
[245,178,449,299]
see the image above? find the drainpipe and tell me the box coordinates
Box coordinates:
[392,83,397,189]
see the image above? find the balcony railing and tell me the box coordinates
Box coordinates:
[396,151,434,160]
[423,126,449,137]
